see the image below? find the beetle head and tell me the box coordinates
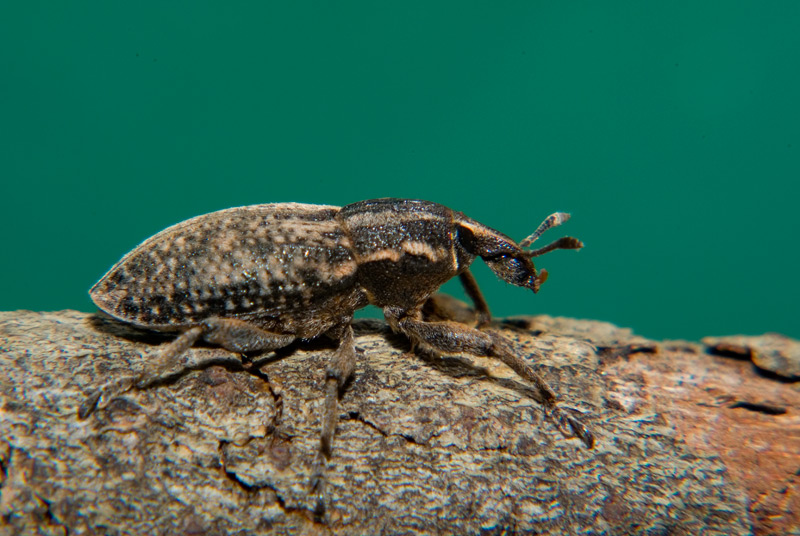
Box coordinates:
[456,212,582,293]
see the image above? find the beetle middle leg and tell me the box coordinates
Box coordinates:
[310,323,357,517]
[385,306,595,449]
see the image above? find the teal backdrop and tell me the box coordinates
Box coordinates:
[2,2,798,341]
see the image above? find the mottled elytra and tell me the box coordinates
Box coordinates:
[86,198,591,509]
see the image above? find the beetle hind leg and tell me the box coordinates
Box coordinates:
[134,317,296,388]
[79,317,296,418]
[79,325,207,418]
[200,317,296,354]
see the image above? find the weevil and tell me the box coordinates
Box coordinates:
[86,198,593,503]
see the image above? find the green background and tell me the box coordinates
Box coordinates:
[2,2,798,341]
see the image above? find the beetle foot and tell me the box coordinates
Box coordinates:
[77,375,137,419]
[309,451,329,522]
[134,371,164,390]
[550,407,595,449]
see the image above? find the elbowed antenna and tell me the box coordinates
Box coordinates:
[519,212,583,258]
[519,212,571,247]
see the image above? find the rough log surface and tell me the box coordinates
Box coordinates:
[1,309,797,535]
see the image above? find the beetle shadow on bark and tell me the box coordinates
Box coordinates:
[88,311,175,345]
[246,336,340,369]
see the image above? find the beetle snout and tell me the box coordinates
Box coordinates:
[484,254,541,291]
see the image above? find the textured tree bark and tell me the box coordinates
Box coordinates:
[1,309,797,535]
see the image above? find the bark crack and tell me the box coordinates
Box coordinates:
[216,439,320,523]
[32,491,70,536]
[241,362,284,435]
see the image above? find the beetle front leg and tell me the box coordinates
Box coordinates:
[385,307,594,449]
[458,270,492,328]
[421,270,492,328]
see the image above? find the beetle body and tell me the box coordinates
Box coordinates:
[87,198,592,509]
[91,198,549,338]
